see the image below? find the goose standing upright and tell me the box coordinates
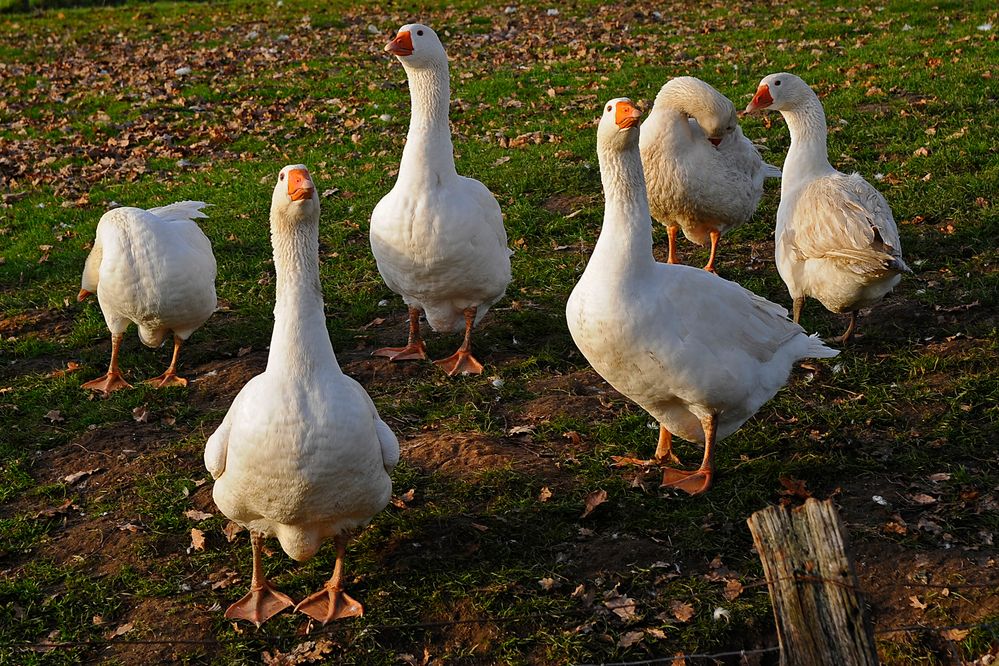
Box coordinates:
[78,201,216,394]
[640,77,781,272]
[205,165,399,626]
[370,23,512,376]
[566,98,838,495]
[746,73,910,342]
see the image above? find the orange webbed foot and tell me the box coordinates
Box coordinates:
[144,371,188,388]
[372,341,428,362]
[225,581,295,628]
[661,467,714,496]
[294,585,363,624]
[82,372,132,394]
[433,350,484,376]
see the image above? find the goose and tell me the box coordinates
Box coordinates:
[78,200,216,394]
[566,98,838,495]
[204,165,399,626]
[640,76,781,272]
[370,23,512,376]
[746,73,910,342]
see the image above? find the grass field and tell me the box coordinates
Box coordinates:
[1,0,997,664]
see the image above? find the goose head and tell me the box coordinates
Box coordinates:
[597,97,642,152]
[385,23,447,69]
[79,239,102,301]
[746,72,810,113]
[270,164,318,227]
[700,106,738,147]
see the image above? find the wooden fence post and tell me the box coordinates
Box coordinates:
[747,498,879,665]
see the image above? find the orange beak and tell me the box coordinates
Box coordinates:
[615,101,642,129]
[287,168,315,202]
[77,288,93,302]
[746,84,773,113]
[386,30,414,56]
[708,137,722,147]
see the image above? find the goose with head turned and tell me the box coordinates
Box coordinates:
[639,76,781,272]
[566,98,838,495]
[746,73,910,342]
[205,165,399,626]
[370,23,512,376]
[78,200,216,393]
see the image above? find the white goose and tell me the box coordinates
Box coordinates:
[370,23,512,376]
[566,99,838,495]
[640,76,781,272]
[78,201,216,394]
[746,73,910,342]
[205,165,399,626]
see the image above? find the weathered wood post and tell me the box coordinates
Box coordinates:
[747,498,878,665]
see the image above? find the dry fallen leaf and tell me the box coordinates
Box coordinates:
[941,628,969,641]
[618,630,644,648]
[779,476,812,501]
[581,489,608,518]
[106,622,133,639]
[723,579,743,601]
[391,488,417,508]
[908,595,928,610]
[43,409,64,423]
[911,493,937,505]
[538,486,553,502]
[538,577,556,591]
[190,528,206,552]
[669,599,695,623]
[222,521,244,543]
[184,509,213,521]
[63,468,101,485]
[262,638,335,665]
[132,405,149,423]
[47,361,81,378]
[604,589,638,621]
[34,498,74,519]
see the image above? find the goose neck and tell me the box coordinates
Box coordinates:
[399,62,457,183]
[780,95,834,192]
[267,214,340,376]
[591,141,654,271]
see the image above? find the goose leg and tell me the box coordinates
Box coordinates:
[702,229,720,274]
[295,534,363,624]
[661,414,716,495]
[611,425,680,467]
[654,425,681,465]
[225,531,295,627]
[434,307,484,376]
[82,333,132,394]
[792,296,805,324]
[832,310,858,344]
[666,225,680,265]
[373,306,428,361]
[145,335,188,388]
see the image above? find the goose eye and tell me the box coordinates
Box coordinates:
[417,29,424,36]
[774,80,781,86]
[280,173,285,180]
[606,105,612,112]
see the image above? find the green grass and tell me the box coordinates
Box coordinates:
[1,0,998,664]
